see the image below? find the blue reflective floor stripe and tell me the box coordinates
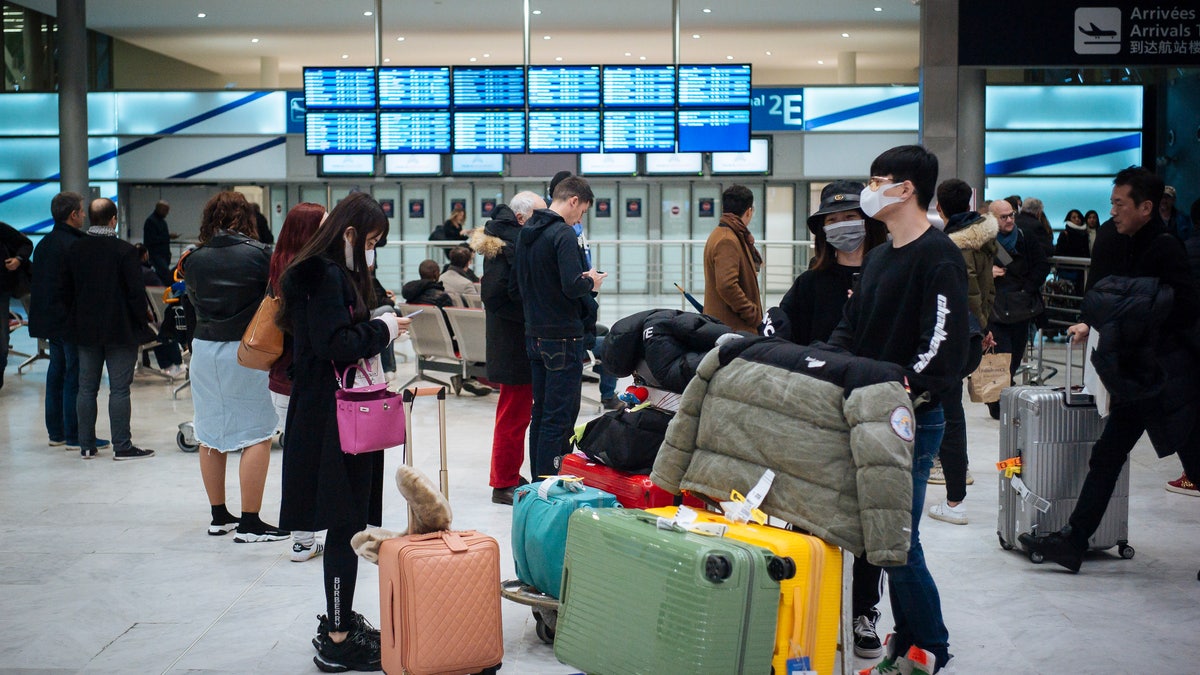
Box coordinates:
[985,132,1141,175]
[803,91,920,131]
[167,136,286,179]
[0,91,273,206]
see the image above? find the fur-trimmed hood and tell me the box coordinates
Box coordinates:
[470,228,506,259]
[470,204,519,260]
[946,213,999,252]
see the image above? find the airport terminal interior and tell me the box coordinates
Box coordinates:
[2,0,1200,673]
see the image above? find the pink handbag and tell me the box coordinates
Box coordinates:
[334,363,406,454]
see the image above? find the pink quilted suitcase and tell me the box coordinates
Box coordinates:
[378,531,503,675]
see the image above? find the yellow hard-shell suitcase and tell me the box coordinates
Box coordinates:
[648,506,842,675]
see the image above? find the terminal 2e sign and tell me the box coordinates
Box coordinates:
[959,2,1200,66]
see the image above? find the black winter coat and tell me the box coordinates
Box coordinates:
[28,221,86,340]
[62,234,149,347]
[278,257,392,531]
[400,279,452,307]
[606,309,733,393]
[0,221,32,296]
[773,265,858,346]
[1017,212,1054,259]
[516,208,597,339]
[183,233,271,342]
[470,205,530,385]
[1055,226,1091,259]
[992,227,1050,326]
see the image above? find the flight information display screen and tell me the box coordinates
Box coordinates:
[303,67,377,110]
[379,111,452,153]
[452,66,526,108]
[678,109,751,152]
[453,111,526,153]
[377,67,451,109]
[528,66,602,108]
[602,110,676,152]
[677,64,752,107]
[602,65,676,107]
[305,112,378,154]
[528,110,601,153]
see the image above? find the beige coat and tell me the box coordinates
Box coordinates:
[438,266,480,307]
[702,224,762,332]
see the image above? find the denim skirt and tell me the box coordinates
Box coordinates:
[190,339,277,453]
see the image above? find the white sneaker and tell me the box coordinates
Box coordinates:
[965,470,974,486]
[292,539,325,562]
[928,500,968,525]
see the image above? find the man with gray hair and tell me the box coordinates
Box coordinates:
[470,191,546,504]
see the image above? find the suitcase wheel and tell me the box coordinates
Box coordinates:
[177,430,198,453]
[704,554,733,583]
[533,608,556,644]
[1118,544,1135,559]
[998,534,1014,551]
[1029,550,1044,564]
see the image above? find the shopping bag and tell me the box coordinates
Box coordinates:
[968,349,1010,403]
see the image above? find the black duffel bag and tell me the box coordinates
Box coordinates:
[575,406,673,474]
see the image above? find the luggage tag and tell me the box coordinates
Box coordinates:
[721,470,774,525]
[1010,475,1051,513]
[655,505,728,537]
[537,475,585,500]
[785,655,816,675]
[996,457,1023,478]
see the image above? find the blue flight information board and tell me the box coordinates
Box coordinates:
[452,66,526,108]
[305,112,378,154]
[303,67,377,110]
[528,66,602,108]
[454,111,526,153]
[677,64,752,107]
[379,112,451,154]
[603,110,676,152]
[602,65,676,107]
[378,67,451,109]
[677,109,751,152]
[528,110,601,153]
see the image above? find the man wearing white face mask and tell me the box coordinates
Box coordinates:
[828,146,968,675]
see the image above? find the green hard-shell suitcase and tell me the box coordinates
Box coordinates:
[554,507,793,675]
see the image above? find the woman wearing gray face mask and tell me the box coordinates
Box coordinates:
[759,179,888,660]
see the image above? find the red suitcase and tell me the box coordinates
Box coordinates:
[559,452,705,509]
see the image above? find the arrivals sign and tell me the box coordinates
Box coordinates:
[959,2,1200,66]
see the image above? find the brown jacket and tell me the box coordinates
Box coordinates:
[702,220,762,332]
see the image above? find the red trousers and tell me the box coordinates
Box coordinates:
[490,383,532,488]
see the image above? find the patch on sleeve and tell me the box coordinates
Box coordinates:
[890,407,915,442]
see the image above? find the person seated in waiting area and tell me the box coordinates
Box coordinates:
[401,258,492,396]
[133,243,186,379]
[439,246,481,307]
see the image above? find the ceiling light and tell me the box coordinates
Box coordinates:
[483,53,490,58]
[624,52,631,56]
[383,58,391,63]
[703,8,712,12]
[639,56,647,60]
[250,38,259,43]
[726,55,733,60]
[341,54,349,59]
[469,57,477,62]
[543,35,551,40]
[817,60,824,64]
[555,56,563,61]
[874,6,883,11]
[841,32,850,38]
[197,12,206,18]
[364,10,372,16]
[396,36,405,42]
[692,34,700,38]
[532,9,542,14]
[765,50,772,55]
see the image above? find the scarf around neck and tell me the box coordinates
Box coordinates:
[719,212,762,270]
[996,225,1019,253]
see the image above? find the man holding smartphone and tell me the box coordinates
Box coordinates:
[985,198,1050,419]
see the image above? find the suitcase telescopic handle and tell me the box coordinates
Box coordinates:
[1063,338,1093,406]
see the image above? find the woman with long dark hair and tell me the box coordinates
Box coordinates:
[277,192,408,673]
[771,180,889,661]
[184,191,288,542]
[267,202,326,562]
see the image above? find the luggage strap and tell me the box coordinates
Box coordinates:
[537,475,585,500]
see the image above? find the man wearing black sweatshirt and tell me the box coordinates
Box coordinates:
[829,146,967,675]
[516,176,607,478]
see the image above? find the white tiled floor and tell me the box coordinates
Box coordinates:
[1,310,1198,674]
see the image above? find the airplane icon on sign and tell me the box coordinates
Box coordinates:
[1078,22,1117,38]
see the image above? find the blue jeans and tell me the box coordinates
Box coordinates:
[886,405,950,668]
[526,336,584,478]
[588,334,618,400]
[77,344,138,452]
[45,338,80,444]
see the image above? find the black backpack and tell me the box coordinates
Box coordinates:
[575,406,674,474]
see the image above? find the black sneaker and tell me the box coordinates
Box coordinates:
[601,396,626,411]
[313,615,381,672]
[80,447,97,460]
[461,378,494,396]
[208,516,240,536]
[1018,529,1084,573]
[233,522,290,543]
[113,446,155,461]
[314,612,381,645]
[853,609,884,658]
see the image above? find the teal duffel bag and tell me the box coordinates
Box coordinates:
[511,476,619,598]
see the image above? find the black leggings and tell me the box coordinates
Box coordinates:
[324,524,362,631]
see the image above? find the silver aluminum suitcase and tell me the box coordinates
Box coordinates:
[997,341,1134,562]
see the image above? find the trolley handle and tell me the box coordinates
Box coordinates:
[1063,336,1093,407]
[403,386,447,402]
